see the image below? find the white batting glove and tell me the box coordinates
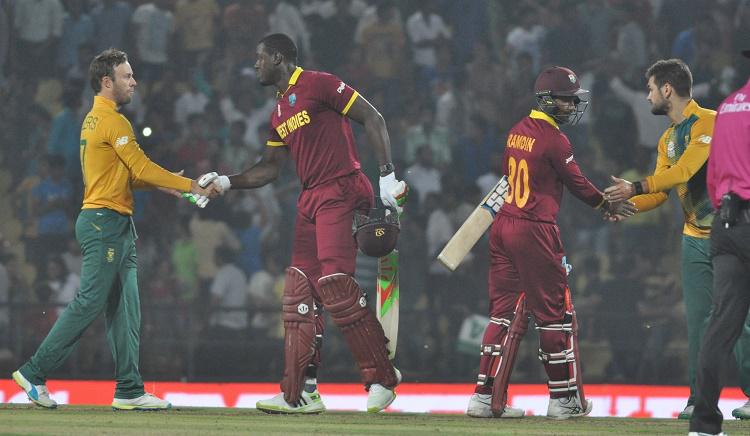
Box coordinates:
[198,171,231,195]
[182,193,210,208]
[379,173,408,215]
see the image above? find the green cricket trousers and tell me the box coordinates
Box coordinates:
[683,235,750,403]
[20,208,145,399]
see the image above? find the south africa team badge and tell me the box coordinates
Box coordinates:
[288,93,296,107]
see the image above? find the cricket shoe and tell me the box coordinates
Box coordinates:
[367,368,402,413]
[546,395,593,419]
[112,393,171,411]
[732,398,750,419]
[466,393,525,418]
[12,370,57,409]
[256,389,326,414]
[688,432,727,436]
[678,404,694,419]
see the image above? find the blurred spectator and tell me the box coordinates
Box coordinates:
[131,0,175,83]
[307,0,357,73]
[222,0,268,48]
[90,0,133,53]
[200,245,247,373]
[47,83,84,181]
[612,3,649,81]
[0,0,10,83]
[55,0,94,75]
[171,216,198,303]
[219,120,253,174]
[174,0,220,70]
[190,205,241,290]
[41,255,79,317]
[269,0,311,62]
[358,0,405,117]
[174,113,214,176]
[246,250,284,336]
[27,155,73,268]
[60,237,81,277]
[404,107,450,167]
[505,6,545,74]
[608,73,671,150]
[404,145,442,212]
[406,0,452,87]
[13,0,64,78]
[174,80,210,127]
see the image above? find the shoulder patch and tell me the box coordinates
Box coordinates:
[697,134,711,144]
[115,136,129,147]
[565,154,574,165]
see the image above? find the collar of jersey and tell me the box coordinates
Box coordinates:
[93,95,117,111]
[680,99,700,120]
[529,109,559,129]
[277,66,304,99]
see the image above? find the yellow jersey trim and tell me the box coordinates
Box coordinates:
[267,140,285,147]
[278,66,305,98]
[529,110,560,129]
[342,91,359,115]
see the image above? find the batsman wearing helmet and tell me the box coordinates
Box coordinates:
[198,33,408,414]
[466,66,634,419]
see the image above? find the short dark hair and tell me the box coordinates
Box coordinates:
[89,48,128,93]
[645,59,692,98]
[258,33,298,63]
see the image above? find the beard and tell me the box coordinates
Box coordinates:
[650,95,669,115]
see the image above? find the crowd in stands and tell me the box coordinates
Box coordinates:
[1,0,749,385]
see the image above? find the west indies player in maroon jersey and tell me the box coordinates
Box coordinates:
[466,66,634,419]
[198,34,408,414]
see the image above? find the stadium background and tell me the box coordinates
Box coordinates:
[0,0,749,408]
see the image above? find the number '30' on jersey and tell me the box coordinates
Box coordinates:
[499,110,605,223]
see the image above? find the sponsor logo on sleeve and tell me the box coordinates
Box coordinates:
[115,136,129,147]
[337,81,345,94]
[565,154,574,164]
[697,134,711,144]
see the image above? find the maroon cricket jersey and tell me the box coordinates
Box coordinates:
[499,110,604,223]
[266,67,362,189]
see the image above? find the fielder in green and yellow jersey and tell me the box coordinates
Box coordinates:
[605,58,750,420]
[12,48,217,411]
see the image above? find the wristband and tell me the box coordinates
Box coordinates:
[379,162,395,176]
[634,181,644,196]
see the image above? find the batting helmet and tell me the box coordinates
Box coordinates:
[353,201,400,258]
[534,66,590,125]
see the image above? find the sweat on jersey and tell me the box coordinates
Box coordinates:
[498,110,605,224]
[266,67,362,189]
[630,99,715,238]
[80,95,192,215]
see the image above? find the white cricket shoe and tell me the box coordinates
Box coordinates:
[112,393,171,410]
[367,368,402,413]
[732,398,750,419]
[466,393,525,418]
[547,395,593,419]
[12,370,57,409]
[256,389,326,414]
[688,432,727,436]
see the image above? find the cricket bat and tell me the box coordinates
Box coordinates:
[377,248,399,360]
[437,176,509,272]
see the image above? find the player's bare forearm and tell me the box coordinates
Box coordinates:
[346,95,392,165]
[228,146,287,189]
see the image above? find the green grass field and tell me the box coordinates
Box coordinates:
[1,405,749,435]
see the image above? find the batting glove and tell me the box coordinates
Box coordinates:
[182,193,210,208]
[379,173,408,215]
[198,171,231,195]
